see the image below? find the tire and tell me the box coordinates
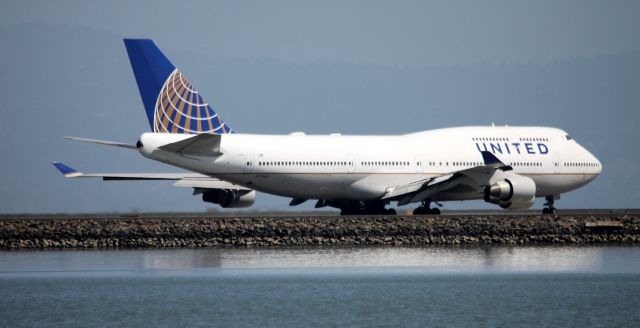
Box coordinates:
[340,209,354,216]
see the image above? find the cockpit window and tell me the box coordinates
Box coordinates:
[565,135,572,141]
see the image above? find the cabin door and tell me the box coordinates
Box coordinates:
[243,154,257,173]
[414,155,426,174]
[552,153,561,174]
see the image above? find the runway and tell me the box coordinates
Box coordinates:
[1,208,638,220]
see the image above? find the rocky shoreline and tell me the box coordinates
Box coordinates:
[1,215,639,249]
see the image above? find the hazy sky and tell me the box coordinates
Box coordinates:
[5,0,640,67]
[1,0,639,213]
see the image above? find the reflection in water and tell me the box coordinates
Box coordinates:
[216,247,605,272]
[141,250,222,269]
[480,247,602,272]
[2,247,639,328]
[0,246,639,275]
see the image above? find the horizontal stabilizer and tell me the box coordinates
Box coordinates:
[159,133,222,156]
[64,137,138,150]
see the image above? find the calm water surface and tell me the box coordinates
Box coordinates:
[1,246,639,327]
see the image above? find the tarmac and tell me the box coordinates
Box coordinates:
[1,208,638,220]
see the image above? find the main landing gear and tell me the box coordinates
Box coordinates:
[339,201,396,215]
[413,199,441,215]
[542,195,558,215]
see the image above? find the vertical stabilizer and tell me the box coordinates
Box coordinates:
[123,39,233,134]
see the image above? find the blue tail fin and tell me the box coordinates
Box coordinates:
[123,39,233,134]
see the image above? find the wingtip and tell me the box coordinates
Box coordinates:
[480,151,503,166]
[480,151,513,171]
[52,162,82,177]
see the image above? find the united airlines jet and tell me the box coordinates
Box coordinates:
[53,39,602,215]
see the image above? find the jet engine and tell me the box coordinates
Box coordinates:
[202,189,256,208]
[484,174,536,210]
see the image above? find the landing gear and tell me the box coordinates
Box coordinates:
[413,207,440,215]
[339,201,396,215]
[542,195,558,215]
[413,199,441,215]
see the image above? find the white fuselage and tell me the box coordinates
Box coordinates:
[138,126,601,204]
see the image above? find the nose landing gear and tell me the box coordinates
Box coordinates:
[542,195,558,215]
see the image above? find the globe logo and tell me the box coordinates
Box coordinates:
[153,69,230,134]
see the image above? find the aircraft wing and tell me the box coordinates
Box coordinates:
[52,162,250,190]
[382,151,511,205]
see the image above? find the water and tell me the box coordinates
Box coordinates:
[1,246,639,327]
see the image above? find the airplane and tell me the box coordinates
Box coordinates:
[53,39,602,215]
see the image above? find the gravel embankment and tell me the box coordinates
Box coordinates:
[1,215,639,249]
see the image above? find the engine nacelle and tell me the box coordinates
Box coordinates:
[202,189,256,208]
[484,174,536,210]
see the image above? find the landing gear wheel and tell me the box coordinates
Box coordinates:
[542,196,558,215]
[413,205,441,215]
[413,207,425,215]
[340,209,353,216]
[339,201,396,215]
[413,199,442,215]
